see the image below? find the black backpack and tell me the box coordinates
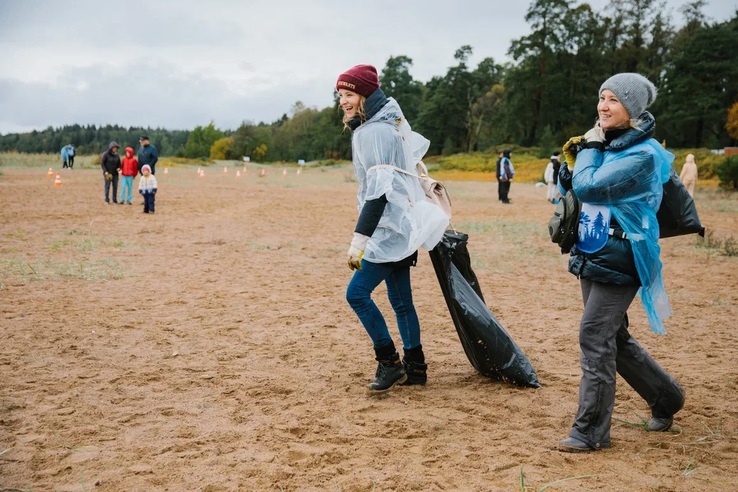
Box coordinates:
[548,189,581,254]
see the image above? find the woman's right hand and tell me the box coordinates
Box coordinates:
[562,135,584,170]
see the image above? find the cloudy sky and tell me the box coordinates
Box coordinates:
[0,0,734,134]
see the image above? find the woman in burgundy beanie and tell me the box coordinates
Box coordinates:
[338,64,449,394]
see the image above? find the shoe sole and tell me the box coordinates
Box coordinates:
[558,444,594,453]
[647,418,674,432]
[400,378,427,386]
[367,373,408,395]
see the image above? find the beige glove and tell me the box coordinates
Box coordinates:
[562,135,584,170]
[347,233,370,271]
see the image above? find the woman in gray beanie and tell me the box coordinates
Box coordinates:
[557,73,685,452]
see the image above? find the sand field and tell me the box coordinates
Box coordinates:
[1,165,737,490]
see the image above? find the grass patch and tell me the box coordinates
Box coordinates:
[695,231,738,256]
[682,455,698,478]
[519,465,598,491]
[427,148,548,183]
[0,151,97,169]
[691,421,723,445]
[0,257,129,281]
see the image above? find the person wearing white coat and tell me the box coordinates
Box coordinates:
[138,164,158,214]
[544,152,562,202]
[337,64,448,394]
[679,153,698,197]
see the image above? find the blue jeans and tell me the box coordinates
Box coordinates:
[119,176,134,203]
[346,260,420,350]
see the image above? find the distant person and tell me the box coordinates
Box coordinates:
[137,135,158,175]
[66,144,75,169]
[544,151,561,203]
[100,141,122,204]
[61,145,68,169]
[337,64,448,393]
[679,153,698,197]
[119,146,138,205]
[498,149,515,204]
[495,151,504,201]
[557,73,684,453]
[138,164,158,214]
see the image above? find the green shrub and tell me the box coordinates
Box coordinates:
[715,155,738,190]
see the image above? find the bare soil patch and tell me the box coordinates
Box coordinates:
[1,166,737,490]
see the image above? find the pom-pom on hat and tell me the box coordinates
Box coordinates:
[336,64,379,98]
[599,73,657,119]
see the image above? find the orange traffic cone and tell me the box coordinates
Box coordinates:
[243,167,247,174]
[296,168,301,175]
[282,168,287,176]
[259,169,266,178]
[199,170,204,178]
[47,167,54,177]
[54,173,62,187]
[164,168,169,175]
[224,166,228,173]
[197,167,202,174]
[236,170,241,178]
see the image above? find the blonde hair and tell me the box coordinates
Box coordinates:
[342,96,367,131]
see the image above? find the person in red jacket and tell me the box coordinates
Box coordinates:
[119,147,138,205]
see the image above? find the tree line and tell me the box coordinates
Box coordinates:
[1,0,736,161]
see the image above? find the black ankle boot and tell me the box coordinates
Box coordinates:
[401,359,427,386]
[368,352,406,393]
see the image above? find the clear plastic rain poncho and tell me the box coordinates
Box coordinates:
[352,98,449,263]
[572,117,673,334]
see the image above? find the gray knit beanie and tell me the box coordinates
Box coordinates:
[599,73,657,119]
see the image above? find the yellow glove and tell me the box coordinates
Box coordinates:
[347,233,370,271]
[348,248,363,271]
[562,135,584,169]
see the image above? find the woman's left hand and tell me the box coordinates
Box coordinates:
[347,233,370,271]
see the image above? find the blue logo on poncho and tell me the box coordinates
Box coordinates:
[577,203,610,253]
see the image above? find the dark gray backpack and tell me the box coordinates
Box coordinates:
[548,190,581,254]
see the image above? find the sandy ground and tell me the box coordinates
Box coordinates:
[1,164,737,491]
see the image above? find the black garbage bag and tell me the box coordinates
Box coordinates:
[429,230,540,388]
[657,166,705,238]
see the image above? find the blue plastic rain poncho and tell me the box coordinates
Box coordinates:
[572,113,673,333]
[352,97,449,263]
[61,146,68,162]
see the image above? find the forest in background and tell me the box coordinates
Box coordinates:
[1,0,737,162]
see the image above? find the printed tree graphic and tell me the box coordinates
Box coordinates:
[592,211,606,240]
[579,211,591,241]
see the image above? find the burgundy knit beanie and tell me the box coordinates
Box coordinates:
[336,64,379,98]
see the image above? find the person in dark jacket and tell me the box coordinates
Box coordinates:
[100,141,122,204]
[338,64,448,394]
[66,144,75,169]
[137,135,158,175]
[557,73,684,453]
[498,149,514,204]
[495,151,503,201]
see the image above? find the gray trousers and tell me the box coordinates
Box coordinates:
[570,279,684,448]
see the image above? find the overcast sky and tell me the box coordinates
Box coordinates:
[0,0,735,135]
